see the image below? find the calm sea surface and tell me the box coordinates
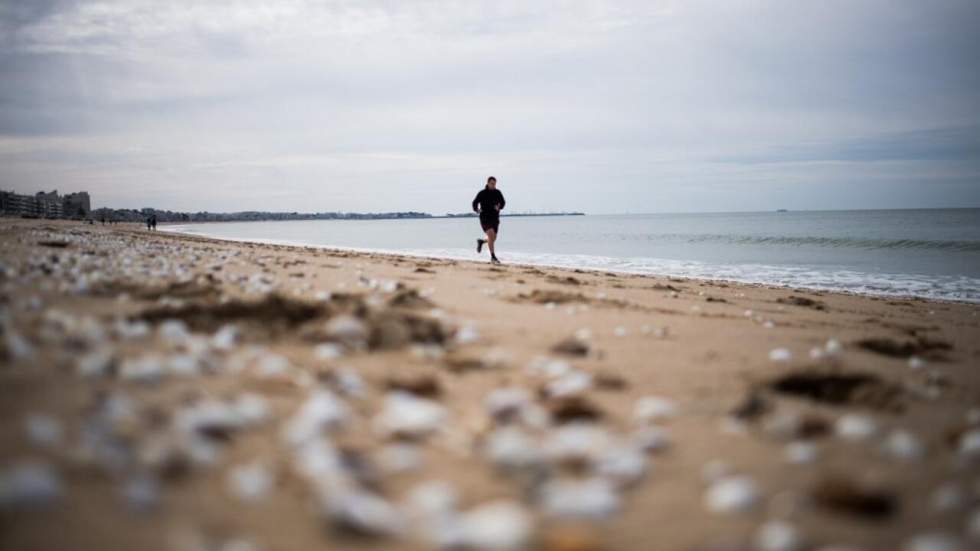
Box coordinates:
[166,209,980,302]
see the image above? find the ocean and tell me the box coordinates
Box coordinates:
[165,209,980,303]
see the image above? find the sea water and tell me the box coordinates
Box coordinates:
[165,209,980,303]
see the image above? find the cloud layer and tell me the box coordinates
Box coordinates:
[1,0,978,213]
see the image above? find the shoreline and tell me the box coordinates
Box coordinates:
[160,223,979,306]
[2,218,979,550]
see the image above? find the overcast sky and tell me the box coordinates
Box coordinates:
[1,0,978,214]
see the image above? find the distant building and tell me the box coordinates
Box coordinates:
[63,191,91,217]
[35,190,64,218]
[1,189,92,219]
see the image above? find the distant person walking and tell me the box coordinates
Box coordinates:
[472,176,505,264]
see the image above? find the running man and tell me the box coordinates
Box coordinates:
[472,176,505,264]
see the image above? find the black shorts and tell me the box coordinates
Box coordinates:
[480,216,499,234]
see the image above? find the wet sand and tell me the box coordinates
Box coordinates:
[1,218,979,551]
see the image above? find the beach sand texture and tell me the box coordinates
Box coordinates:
[1,219,979,550]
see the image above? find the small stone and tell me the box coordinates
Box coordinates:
[158,320,190,345]
[211,325,239,351]
[120,355,166,383]
[613,326,628,337]
[454,501,533,551]
[77,349,115,378]
[705,476,760,514]
[633,396,677,423]
[543,423,610,465]
[769,348,792,362]
[25,414,63,448]
[596,444,647,486]
[881,430,924,461]
[322,489,405,537]
[825,339,842,355]
[784,442,818,464]
[540,477,619,519]
[484,387,532,421]
[543,371,593,399]
[228,462,273,502]
[835,414,877,441]
[755,520,803,551]
[958,429,980,459]
[314,343,345,361]
[455,325,480,345]
[485,427,543,471]
[0,462,62,508]
[908,356,926,370]
[325,315,368,348]
[283,390,349,446]
[375,392,446,439]
[903,533,964,551]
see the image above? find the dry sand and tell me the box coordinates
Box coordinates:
[1,218,979,551]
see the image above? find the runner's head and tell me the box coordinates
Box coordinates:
[486,176,497,189]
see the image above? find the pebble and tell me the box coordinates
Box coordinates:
[705,475,760,513]
[76,349,115,378]
[835,414,877,441]
[211,325,239,351]
[543,423,610,465]
[321,488,405,537]
[484,387,533,421]
[283,390,349,445]
[25,414,63,448]
[825,339,842,356]
[455,325,480,344]
[957,429,980,459]
[596,444,648,486]
[769,348,792,362]
[784,442,818,464]
[333,367,366,398]
[313,343,345,361]
[613,326,628,337]
[228,462,273,502]
[540,477,619,519]
[453,501,533,551]
[633,396,677,423]
[0,462,62,508]
[119,355,167,383]
[882,429,924,461]
[543,371,593,399]
[375,392,446,439]
[324,315,368,348]
[485,426,543,471]
[755,520,803,551]
[908,356,926,370]
[903,533,965,551]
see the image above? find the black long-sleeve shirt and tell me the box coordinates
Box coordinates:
[472,188,505,217]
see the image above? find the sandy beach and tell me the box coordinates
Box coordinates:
[1,218,978,551]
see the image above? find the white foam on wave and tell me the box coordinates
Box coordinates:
[160,227,980,304]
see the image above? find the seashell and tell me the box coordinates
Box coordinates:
[705,475,760,514]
